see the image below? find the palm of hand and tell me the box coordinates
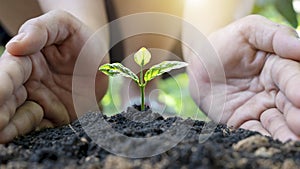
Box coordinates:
[24,35,108,128]
[223,47,300,141]
[25,49,78,127]
[203,20,300,141]
[0,11,109,143]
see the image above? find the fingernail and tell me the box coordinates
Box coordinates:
[7,33,26,44]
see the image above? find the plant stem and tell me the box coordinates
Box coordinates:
[140,84,145,111]
[140,65,145,111]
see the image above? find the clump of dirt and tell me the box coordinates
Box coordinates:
[1,106,300,169]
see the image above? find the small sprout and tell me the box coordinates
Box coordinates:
[134,47,151,67]
[99,47,188,111]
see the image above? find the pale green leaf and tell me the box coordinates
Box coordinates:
[134,47,151,67]
[144,61,188,82]
[99,63,139,83]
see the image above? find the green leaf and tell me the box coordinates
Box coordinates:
[274,0,298,28]
[144,61,188,82]
[134,47,151,67]
[99,63,139,83]
[0,46,4,56]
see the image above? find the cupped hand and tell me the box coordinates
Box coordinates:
[0,10,109,143]
[188,15,300,142]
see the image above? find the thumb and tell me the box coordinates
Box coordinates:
[272,27,300,60]
[242,15,300,60]
[5,10,82,56]
[5,27,47,56]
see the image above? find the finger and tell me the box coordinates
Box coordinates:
[275,91,300,136]
[25,79,71,125]
[240,120,271,137]
[36,119,54,131]
[0,101,43,144]
[240,15,300,60]
[270,56,300,107]
[5,10,82,56]
[227,91,275,128]
[0,52,31,105]
[260,108,299,142]
[0,86,27,130]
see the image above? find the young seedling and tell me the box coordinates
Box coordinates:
[99,47,188,111]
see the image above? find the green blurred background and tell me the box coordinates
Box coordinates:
[0,0,299,120]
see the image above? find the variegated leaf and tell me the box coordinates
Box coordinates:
[144,61,188,82]
[99,63,139,83]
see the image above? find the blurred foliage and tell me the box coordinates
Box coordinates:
[101,74,207,120]
[253,0,298,28]
[101,77,122,115]
[0,46,4,55]
[156,73,206,120]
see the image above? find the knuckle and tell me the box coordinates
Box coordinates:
[0,72,14,104]
[15,86,27,107]
[244,14,266,21]
[20,17,45,34]
[49,10,77,24]
[49,9,72,17]
[23,101,44,119]
[0,112,9,128]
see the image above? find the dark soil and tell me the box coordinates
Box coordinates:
[1,107,300,169]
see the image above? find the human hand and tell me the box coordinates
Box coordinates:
[0,10,109,143]
[187,15,300,142]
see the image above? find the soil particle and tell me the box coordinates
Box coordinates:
[1,107,300,169]
[233,135,270,152]
[103,155,133,169]
[282,159,300,169]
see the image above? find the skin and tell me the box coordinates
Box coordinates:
[186,15,300,142]
[0,0,251,110]
[1,11,300,143]
[0,11,109,143]
[36,0,184,109]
